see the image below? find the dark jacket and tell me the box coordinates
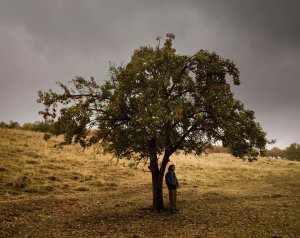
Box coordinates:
[165,166,179,190]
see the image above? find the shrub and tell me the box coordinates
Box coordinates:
[14,175,31,189]
[0,120,21,129]
[265,147,284,158]
[77,186,89,192]
[284,143,300,161]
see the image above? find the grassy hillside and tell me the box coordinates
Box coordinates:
[0,128,142,199]
[0,128,299,237]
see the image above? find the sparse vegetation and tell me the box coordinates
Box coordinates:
[14,175,31,189]
[266,144,300,161]
[0,120,53,133]
[0,128,128,199]
[0,128,300,237]
[0,120,21,129]
[284,143,300,161]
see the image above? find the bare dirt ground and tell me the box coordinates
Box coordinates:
[0,128,300,237]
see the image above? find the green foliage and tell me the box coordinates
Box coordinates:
[43,133,51,141]
[23,121,53,133]
[265,144,300,161]
[0,120,21,129]
[0,121,7,128]
[37,33,268,161]
[265,147,284,158]
[0,120,53,133]
[284,143,300,161]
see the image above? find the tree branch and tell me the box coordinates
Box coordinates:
[170,123,200,154]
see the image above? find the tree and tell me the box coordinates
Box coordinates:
[22,121,53,132]
[265,147,284,158]
[38,33,268,211]
[0,120,21,129]
[284,143,300,161]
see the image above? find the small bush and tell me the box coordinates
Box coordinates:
[77,186,89,192]
[14,176,31,189]
[62,184,69,189]
[105,182,118,187]
[24,188,41,194]
[44,133,51,141]
[48,175,58,181]
[44,186,55,192]
[25,159,40,165]
[0,167,7,172]
[83,175,93,181]
[70,172,83,181]
[89,180,104,187]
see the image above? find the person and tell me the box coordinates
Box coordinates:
[165,164,179,213]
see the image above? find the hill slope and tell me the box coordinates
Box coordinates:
[0,128,300,237]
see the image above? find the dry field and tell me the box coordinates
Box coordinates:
[0,128,299,237]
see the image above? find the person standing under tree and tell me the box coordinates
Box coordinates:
[165,164,179,213]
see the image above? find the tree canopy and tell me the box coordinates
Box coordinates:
[38,33,268,162]
[284,143,300,161]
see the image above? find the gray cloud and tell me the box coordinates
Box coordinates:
[202,0,300,45]
[0,0,299,148]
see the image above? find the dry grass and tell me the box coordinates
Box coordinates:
[0,128,138,199]
[0,128,300,237]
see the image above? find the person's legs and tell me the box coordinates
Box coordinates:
[174,189,179,211]
[169,189,175,212]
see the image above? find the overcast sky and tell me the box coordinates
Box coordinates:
[0,0,299,149]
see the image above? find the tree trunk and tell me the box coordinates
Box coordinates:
[151,168,164,211]
[148,139,171,211]
[150,153,170,211]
